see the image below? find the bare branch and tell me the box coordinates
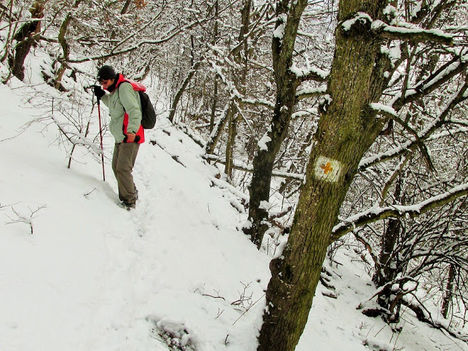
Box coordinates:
[6,205,47,235]
[68,16,214,63]
[360,77,468,171]
[392,56,467,110]
[204,154,304,180]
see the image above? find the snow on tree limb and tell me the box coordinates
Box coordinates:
[296,86,327,100]
[377,21,453,45]
[369,103,398,118]
[331,183,468,242]
[341,12,453,45]
[204,101,232,155]
[239,98,275,110]
[290,64,329,82]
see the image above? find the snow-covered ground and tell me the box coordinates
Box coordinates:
[0,69,466,351]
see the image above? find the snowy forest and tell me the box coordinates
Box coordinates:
[0,0,467,350]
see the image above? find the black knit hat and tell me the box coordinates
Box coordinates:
[97,65,116,81]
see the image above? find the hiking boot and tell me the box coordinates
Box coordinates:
[124,202,136,210]
[119,201,136,210]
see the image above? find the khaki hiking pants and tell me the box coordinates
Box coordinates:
[112,142,140,205]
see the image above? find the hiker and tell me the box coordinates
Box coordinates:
[94,65,145,209]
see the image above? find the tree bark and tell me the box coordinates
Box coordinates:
[258,1,390,350]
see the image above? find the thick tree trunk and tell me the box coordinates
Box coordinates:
[258,1,389,350]
[246,89,298,246]
[373,218,403,322]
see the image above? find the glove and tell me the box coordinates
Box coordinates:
[93,85,105,100]
[124,134,140,143]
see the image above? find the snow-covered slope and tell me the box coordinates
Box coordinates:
[0,78,466,351]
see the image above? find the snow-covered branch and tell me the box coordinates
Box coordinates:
[229,3,273,58]
[291,64,329,82]
[296,86,327,100]
[369,103,398,118]
[331,183,468,242]
[375,21,453,45]
[342,12,453,45]
[239,98,275,110]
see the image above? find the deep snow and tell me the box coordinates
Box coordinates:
[0,72,466,351]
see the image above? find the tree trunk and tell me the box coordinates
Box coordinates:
[441,263,455,319]
[120,0,132,14]
[168,61,201,123]
[209,0,220,133]
[210,77,218,132]
[245,0,308,248]
[8,0,45,81]
[54,0,83,90]
[372,178,405,322]
[373,177,403,288]
[205,102,232,154]
[225,109,237,178]
[224,0,252,179]
[258,1,390,350]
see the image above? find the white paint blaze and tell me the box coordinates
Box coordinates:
[314,156,342,182]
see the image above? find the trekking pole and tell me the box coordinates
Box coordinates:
[97,97,106,182]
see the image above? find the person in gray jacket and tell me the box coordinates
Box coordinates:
[94,65,145,209]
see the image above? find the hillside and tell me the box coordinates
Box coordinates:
[0,73,466,351]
